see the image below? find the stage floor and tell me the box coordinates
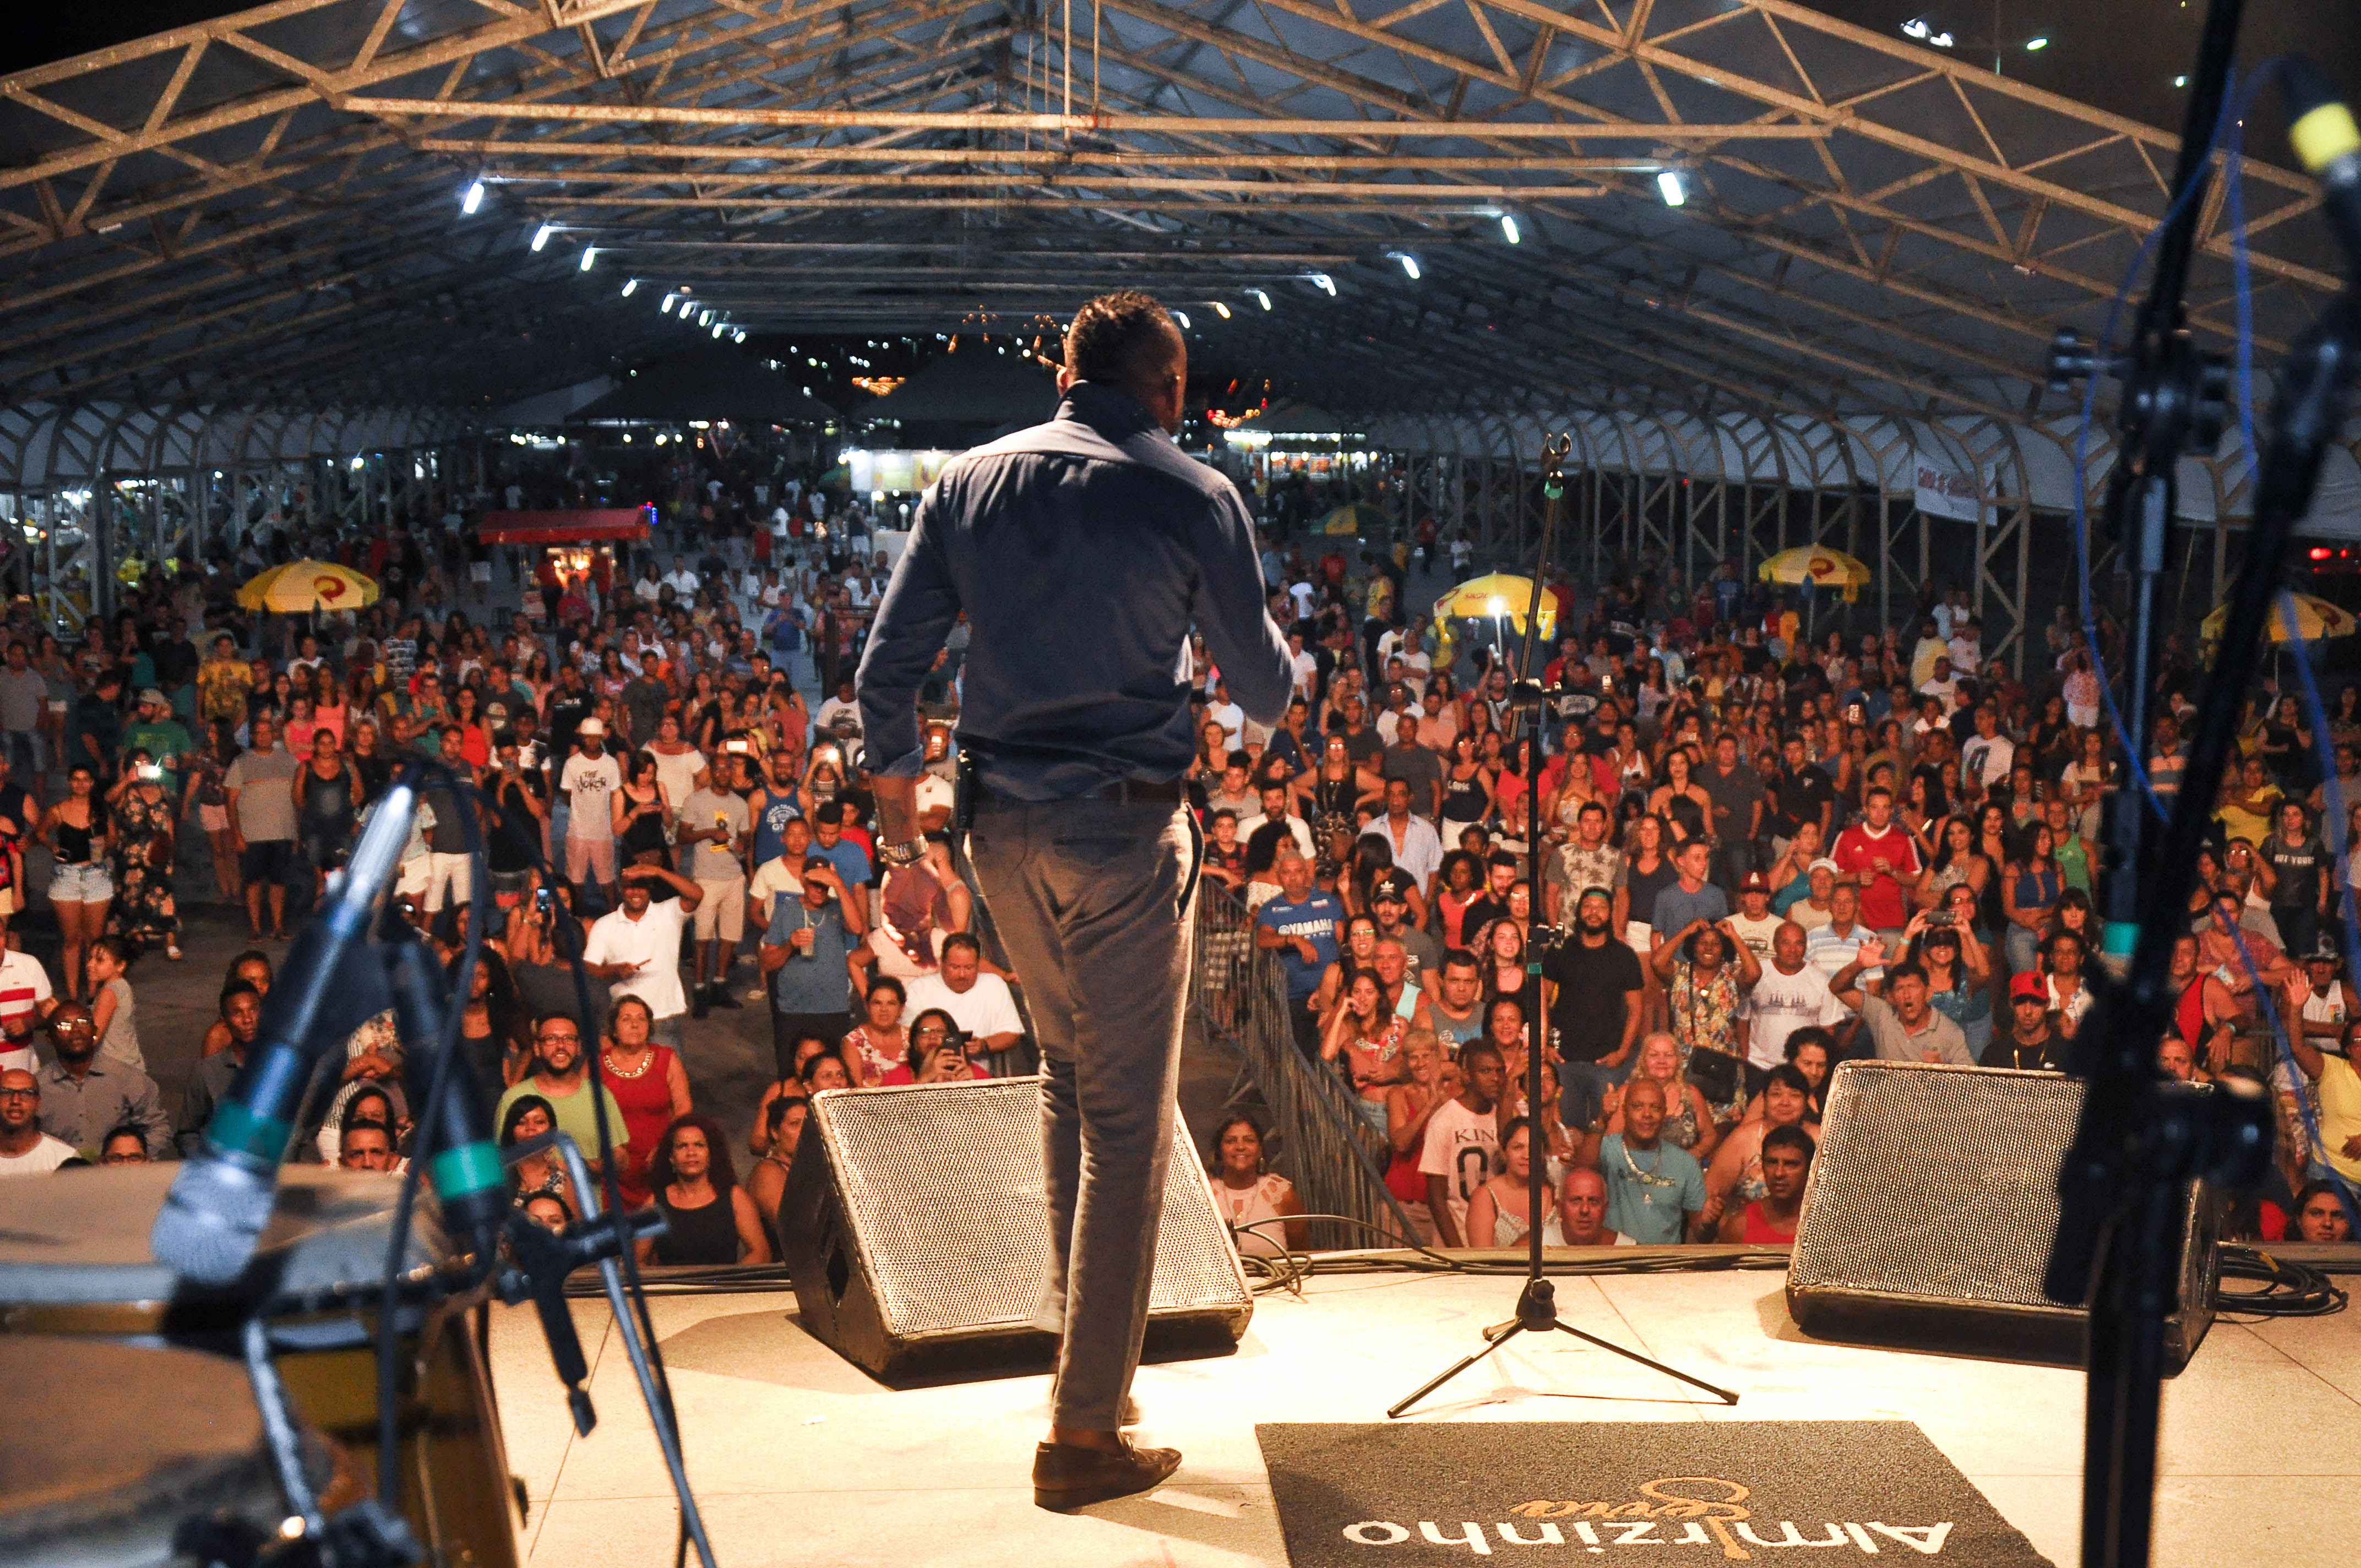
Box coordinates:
[487,1260,2361,1567]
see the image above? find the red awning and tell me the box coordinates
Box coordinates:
[479,509,652,545]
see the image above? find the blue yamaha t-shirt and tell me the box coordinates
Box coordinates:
[1255,890,1346,1000]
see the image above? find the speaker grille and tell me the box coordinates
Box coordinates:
[1791,1062,2088,1309]
[812,1079,1249,1342]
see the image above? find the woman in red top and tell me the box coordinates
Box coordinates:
[602,997,692,1210]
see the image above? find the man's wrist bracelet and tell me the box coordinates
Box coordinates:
[879,837,928,868]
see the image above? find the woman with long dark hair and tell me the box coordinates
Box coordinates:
[638,1114,770,1266]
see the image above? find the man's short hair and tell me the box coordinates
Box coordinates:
[940,932,983,961]
[1440,948,1480,974]
[1064,291,1179,393]
[1884,962,1929,990]
[1762,1125,1816,1162]
[1460,1040,1504,1070]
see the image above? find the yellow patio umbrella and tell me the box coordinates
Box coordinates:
[1319,502,1390,536]
[2201,591,2358,645]
[236,559,381,614]
[1432,572,1558,671]
[1758,545,1872,604]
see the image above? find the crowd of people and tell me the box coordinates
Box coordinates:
[0,461,1031,1271]
[0,455,2353,1275]
[1211,545,2360,1255]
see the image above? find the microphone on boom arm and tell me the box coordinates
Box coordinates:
[150,776,419,1285]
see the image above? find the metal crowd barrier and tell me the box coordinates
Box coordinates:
[1189,882,1416,1252]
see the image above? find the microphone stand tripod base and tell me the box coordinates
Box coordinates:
[1385,1276,1739,1419]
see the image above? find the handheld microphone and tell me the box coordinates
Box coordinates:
[2284,58,2361,268]
[150,777,420,1284]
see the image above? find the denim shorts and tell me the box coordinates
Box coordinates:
[51,862,114,903]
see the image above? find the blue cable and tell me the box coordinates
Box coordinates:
[2221,95,2361,1232]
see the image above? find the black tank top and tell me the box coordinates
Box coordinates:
[654,1188,742,1265]
[1441,767,1486,823]
[1313,774,1358,818]
[55,815,95,864]
[303,764,355,825]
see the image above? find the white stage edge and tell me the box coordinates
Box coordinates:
[488,1264,2361,1567]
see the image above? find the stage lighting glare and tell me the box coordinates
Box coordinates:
[461,180,484,214]
[579,246,596,271]
[700,310,715,326]
[2025,36,2048,50]
[1248,288,1271,311]
[621,277,639,297]
[531,222,553,251]
[1173,309,1192,329]
[1310,273,1336,295]
[1658,170,1687,207]
[1500,214,1521,244]
[1211,301,1232,319]
[1394,252,1421,279]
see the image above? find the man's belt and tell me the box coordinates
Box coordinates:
[970,774,1187,810]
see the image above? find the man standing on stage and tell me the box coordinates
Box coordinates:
[856,292,1291,1511]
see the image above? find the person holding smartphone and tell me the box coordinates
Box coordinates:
[759,852,868,1082]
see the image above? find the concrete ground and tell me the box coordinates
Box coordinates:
[487,1262,2361,1567]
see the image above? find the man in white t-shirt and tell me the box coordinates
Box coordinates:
[679,781,752,1017]
[661,556,701,598]
[1745,922,1847,1082]
[1286,632,1319,703]
[581,862,704,1047]
[557,719,623,896]
[1418,1039,1506,1248]
[1204,678,1245,752]
[901,934,1026,1057]
[0,1069,74,1175]
[1238,782,1316,862]
[1961,704,2015,793]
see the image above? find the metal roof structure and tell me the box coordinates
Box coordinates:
[2,1,2355,538]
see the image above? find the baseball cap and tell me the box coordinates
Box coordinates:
[138,688,168,708]
[577,716,606,737]
[1739,870,1771,893]
[1807,857,1840,875]
[1370,870,1413,904]
[2009,972,2048,1003]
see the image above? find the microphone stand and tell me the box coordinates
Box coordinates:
[1388,434,1738,1418]
[2046,7,2357,1564]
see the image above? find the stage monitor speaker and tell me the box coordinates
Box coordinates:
[780,1079,1254,1382]
[1788,1061,2217,1372]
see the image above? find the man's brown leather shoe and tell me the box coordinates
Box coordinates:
[1031,1436,1182,1511]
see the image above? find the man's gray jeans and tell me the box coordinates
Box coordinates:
[965,797,1202,1431]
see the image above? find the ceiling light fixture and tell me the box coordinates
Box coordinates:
[1211,301,1232,319]
[531,222,553,252]
[2025,36,2048,50]
[1248,288,1272,311]
[661,293,677,313]
[578,246,596,272]
[1389,251,1421,279]
[1500,214,1521,244]
[700,310,715,326]
[1172,309,1192,329]
[1309,273,1336,295]
[461,180,484,215]
[1657,170,1687,207]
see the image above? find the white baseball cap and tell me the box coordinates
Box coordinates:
[577,717,606,737]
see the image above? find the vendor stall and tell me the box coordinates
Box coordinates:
[481,506,653,618]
